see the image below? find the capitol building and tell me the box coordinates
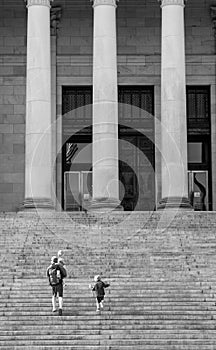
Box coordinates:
[0,0,215,212]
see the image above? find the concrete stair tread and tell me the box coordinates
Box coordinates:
[1,212,216,348]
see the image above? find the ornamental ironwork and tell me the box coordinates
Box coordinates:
[186,86,211,135]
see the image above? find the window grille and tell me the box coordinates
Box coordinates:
[62,87,92,114]
[62,87,92,134]
[187,86,210,134]
[118,87,154,125]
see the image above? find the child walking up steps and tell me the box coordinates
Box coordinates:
[89,275,110,312]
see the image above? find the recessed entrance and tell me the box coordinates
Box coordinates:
[186,86,212,210]
[62,137,92,211]
[62,86,156,211]
[64,171,92,211]
[119,133,155,211]
[118,86,155,211]
[62,86,92,210]
[188,171,208,211]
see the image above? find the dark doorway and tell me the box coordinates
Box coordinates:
[187,86,212,210]
[61,86,156,211]
[62,87,92,210]
[118,86,155,211]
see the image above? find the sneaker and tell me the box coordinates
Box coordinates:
[96,308,100,312]
[59,308,62,316]
[52,309,57,313]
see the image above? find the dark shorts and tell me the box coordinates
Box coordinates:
[96,296,104,303]
[52,284,63,297]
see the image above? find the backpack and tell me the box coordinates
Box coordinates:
[49,266,61,286]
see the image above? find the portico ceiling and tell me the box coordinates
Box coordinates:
[0,0,167,8]
[1,0,216,8]
[1,0,145,3]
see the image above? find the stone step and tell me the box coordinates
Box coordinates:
[1,320,215,331]
[1,312,214,319]
[1,347,216,350]
[1,329,216,336]
[0,339,216,347]
[1,212,216,348]
[1,327,216,335]
[1,299,213,304]
[1,302,214,310]
[1,323,215,331]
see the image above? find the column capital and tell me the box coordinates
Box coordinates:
[210,6,216,38]
[50,5,62,36]
[25,0,53,8]
[91,0,119,8]
[158,0,186,7]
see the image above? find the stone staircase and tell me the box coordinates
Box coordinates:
[0,211,216,349]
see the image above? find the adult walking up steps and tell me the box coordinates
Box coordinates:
[0,211,216,349]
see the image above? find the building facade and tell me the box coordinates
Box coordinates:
[0,0,216,212]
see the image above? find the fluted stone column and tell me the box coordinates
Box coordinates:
[90,0,121,210]
[50,6,61,210]
[158,0,191,209]
[23,0,53,209]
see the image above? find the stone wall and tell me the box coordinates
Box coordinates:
[56,1,215,81]
[0,4,26,211]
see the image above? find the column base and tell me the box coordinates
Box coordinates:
[88,197,124,212]
[157,196,193,210]
[20,198,54,211]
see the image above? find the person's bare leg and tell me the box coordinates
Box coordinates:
[59,296,63,315]
[52,295,57,312]
[96,299,100,312]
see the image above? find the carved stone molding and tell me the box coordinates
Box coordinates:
[25,0,53,8]
[210,6,216,38]
[159,0,186,7]
[50,6,62,36]
[91,0,119,8]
